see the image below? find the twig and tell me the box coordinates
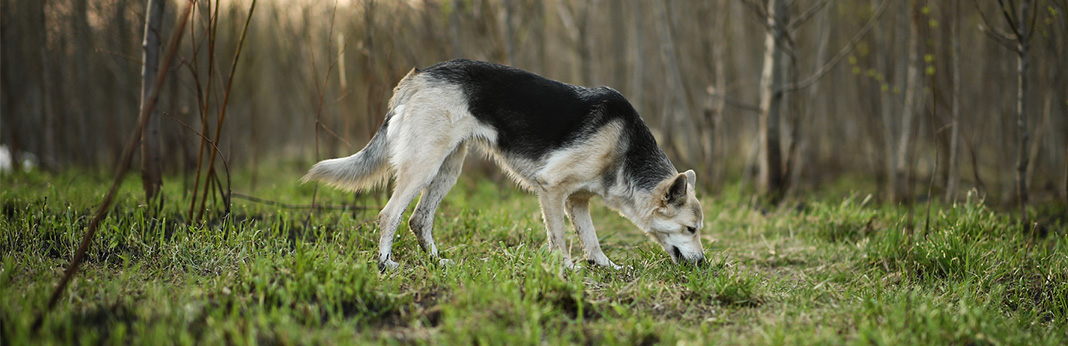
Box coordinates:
[188,0,218,221]
[166,113,231,200]
[198,0,257,220]
[788,0,828,31]
[231,193,380,211]
[706,89,761,113]
[310,0,342,208]
[780,0,891,92]
[31,0,194,332]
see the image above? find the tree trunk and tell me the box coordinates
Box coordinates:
[875,0,897,200]
[893,0,923,202]
[73,0,93,167]
[709,0,729,188]
[450,0,464,59]
[945,0,962,202]
[503,0,515,66]
[1015,0,1031,232]
[37,0,57,169]
[798,3,832,190]
[654,0,700,168]
[629,0,644,114]
[140,0,165,202]
[757,0,789,203]
[611,0,627,90]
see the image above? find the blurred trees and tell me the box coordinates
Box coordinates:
[1,0,1066,206]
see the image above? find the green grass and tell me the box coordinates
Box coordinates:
[2,167,1066,345]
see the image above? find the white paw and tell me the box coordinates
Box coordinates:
[587,258,623,270]
[378,259,400,272]
[437,258,454,267]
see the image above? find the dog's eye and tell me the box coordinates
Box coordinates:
[686,226,697,234]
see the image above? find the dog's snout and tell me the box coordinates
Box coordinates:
[692,254,705,266]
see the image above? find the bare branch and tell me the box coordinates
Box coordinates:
[789,0,829,31]
[974,0,1018,47]
[996,0,1024,39]
[780,0,892,92]
[979,24,1018,50]
[708,93,762,113]
[167,113,230,188]
[1024,0,1039,42]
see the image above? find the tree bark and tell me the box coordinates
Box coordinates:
[757,0,789,203]
[629,0,645,114]
[73,0,93,166]
[875,0,897,200]
[710,0,729,188]
[1015,0,1032,232]
[503,0,515,66]
[140,0,165,202]
[946,0,962,202]
[893,0,923,202]
[654,0,700,168]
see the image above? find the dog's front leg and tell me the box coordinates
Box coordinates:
[538,191,573,268]
[566,197,622,269]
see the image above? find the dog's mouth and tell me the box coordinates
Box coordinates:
[669,245,705,266]
[671,246,683,263]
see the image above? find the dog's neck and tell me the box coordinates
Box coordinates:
[600,168,672,233]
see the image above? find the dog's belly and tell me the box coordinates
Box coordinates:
[470,120,623,195]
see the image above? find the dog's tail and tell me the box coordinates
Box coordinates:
[301,118,392,192]
[302,68,426,192]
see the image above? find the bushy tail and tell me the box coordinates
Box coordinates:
[301,123,391,192]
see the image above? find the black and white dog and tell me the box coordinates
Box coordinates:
[304,59,704,270]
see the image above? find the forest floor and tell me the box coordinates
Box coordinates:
[2,164,1067,345]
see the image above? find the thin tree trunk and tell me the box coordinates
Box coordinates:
[654,0,700,167]
[757,0,789,203]
[894,0,922,202]
[503,0,515,66]
[1015,0,1032,233]
[73,0,93,167]
[629,0,644,114]
[946,0,962,202]
[875,0,897,199]
[450,0,463,59]
[38,0,57,169]
[709,0,729,188]
[140,0,165,203]
[798,4,832,190]
[611,0,627,90]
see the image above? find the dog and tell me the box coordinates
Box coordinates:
[303,59,704,270]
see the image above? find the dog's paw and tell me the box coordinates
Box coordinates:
[378,259,400,272]
[587,258,624,270]
[437,258,455,267]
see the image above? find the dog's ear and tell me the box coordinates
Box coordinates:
[684,170,696,190]
[664,173,688,206]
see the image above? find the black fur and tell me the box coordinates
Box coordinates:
[420,59,674,190]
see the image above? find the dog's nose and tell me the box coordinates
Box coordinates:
[684,252,705,266]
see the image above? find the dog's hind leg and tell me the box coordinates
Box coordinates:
[566,197,622,269]
[376,139,459,271]
[408,143,467,265]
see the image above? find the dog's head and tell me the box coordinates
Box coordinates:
[645,170,705,265]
